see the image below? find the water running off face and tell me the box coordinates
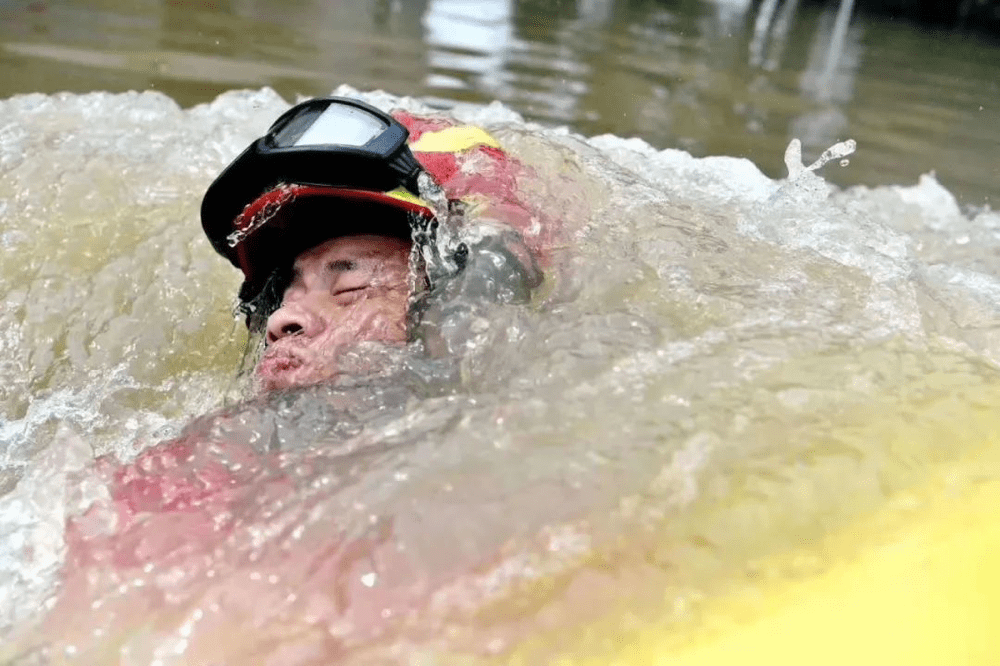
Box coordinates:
[0,87,998,664]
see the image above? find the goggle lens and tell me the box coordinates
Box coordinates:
[279,104,388,148]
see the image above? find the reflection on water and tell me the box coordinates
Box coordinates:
[423,0,514,95]
[0,0,998,205]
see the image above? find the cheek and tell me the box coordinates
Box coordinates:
[321,291,411,346]
[360,291,411,342]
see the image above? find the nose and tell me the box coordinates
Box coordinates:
[265,300,324,345]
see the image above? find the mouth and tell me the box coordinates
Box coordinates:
[256,347,305,386]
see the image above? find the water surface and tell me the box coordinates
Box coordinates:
[1,87,998,663]
[1,0,998,205]
[1,1,1000,662]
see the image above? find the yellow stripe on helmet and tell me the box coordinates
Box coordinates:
[383,187,430,207]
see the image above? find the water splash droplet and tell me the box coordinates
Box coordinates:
[225,184,297,248]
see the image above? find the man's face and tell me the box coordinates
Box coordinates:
[256,234,412,392]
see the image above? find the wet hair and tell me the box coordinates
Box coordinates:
[236,263,292,336]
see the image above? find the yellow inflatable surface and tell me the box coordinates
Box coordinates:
[538,364,1000,666]
[613,482,1000,666]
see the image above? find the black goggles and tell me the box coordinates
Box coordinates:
[200,96,426,273]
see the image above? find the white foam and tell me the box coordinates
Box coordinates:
[0,425,110,634]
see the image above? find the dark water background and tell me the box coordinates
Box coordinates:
[1,0,998,206]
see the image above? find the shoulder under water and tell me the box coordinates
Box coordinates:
[1,86,998,663]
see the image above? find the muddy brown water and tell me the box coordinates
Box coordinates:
[1,0,998,206]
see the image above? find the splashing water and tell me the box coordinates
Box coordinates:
[784,137,856,177]
[224,184,298,248]
[0,86,998,664]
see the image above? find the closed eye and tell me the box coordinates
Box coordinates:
[332,284,370,303]
[334,285,367,295]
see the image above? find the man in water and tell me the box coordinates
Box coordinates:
[200,96,544,393]
[25,97,554,663]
